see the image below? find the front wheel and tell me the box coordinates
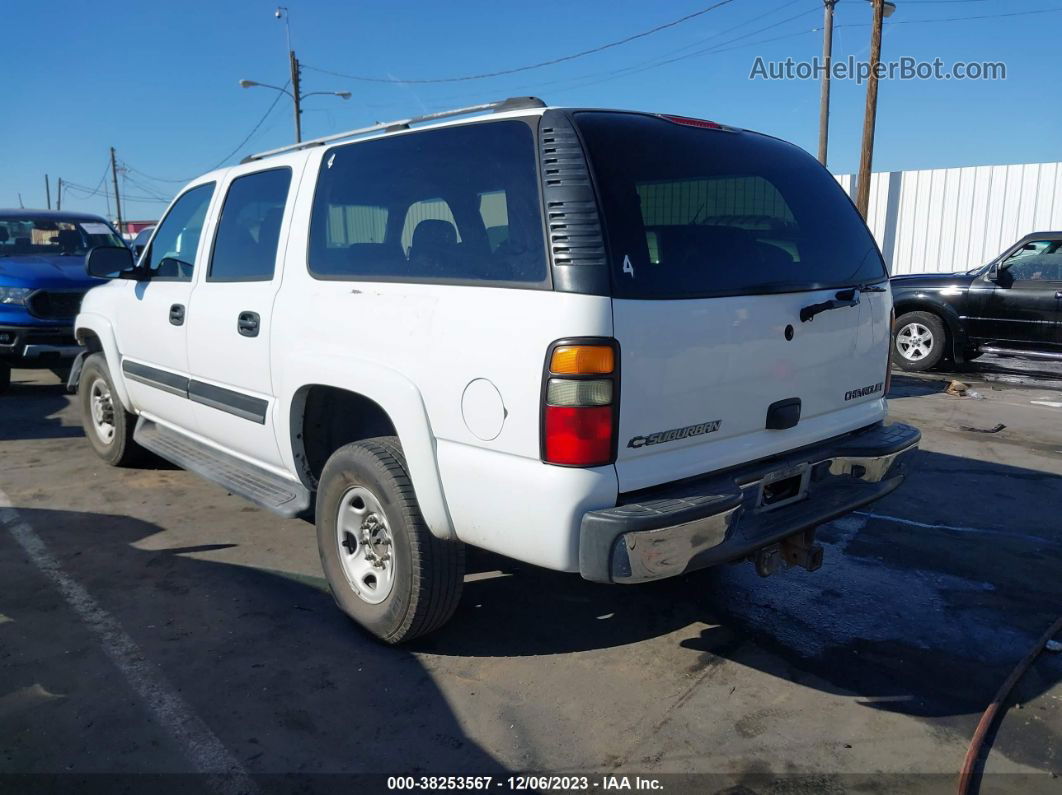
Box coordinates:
[892,311,946,372]
[316,437,464,643]
[78,353,147,466]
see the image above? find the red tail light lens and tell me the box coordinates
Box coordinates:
[885,307,895,395]
[543,406,613,467]
[541,339,619,467]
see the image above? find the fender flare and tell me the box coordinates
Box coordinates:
[73,312,133,411]
[280,362,456,542]
[892,295,969,362]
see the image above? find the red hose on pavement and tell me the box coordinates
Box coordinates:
[957,615,1062,795]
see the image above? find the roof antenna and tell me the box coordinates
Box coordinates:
[17,192,24,208]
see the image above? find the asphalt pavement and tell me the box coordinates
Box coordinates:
[1,360,1060,793]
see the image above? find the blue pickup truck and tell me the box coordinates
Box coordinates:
[0,209,124,393]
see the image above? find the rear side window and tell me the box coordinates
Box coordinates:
[309,120,547,284]
[574,112,886,299]
[209,168,292,282]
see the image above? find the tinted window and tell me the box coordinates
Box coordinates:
[575,112,886,298]
[146,183,215,281]
[309,120,546,284]
[0,217,123,256]
[209,168,291,282]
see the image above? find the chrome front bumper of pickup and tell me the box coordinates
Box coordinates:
[579,422,921,584]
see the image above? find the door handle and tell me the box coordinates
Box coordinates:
[169,303,185,326]
[1055,290,1062,300]
[237,311,260,338]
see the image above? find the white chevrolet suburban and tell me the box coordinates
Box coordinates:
[72,98,919,643]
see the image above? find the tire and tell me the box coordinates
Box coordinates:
[316,437,464,643]
[0,362,10,395]
[78,353,147,466]
[892,311,946,372]
[963,349,984,362]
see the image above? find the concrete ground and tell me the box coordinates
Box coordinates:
[1,356,1060,794]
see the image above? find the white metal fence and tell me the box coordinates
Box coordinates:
[835,161,1062,275]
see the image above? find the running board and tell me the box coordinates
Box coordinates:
[134,418,311,518]
[979,346,1062,362]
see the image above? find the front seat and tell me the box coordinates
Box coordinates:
[408,219,458,277]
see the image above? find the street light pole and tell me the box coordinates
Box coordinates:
[855,0,894,218]
[817,0,837,166]
[289,49,302,143]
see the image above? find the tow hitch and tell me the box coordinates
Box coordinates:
[751,528,823,577]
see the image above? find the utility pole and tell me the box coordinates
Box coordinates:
[56,178,62,211]
[289,49,303,143]
[817,0,837,166]
[110,147,124,237]
[855,0,894,218]
[45,174,51,210]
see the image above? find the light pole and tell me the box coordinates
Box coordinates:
[855,0,896,218]
[240,7,351,143]
[817,0,837,166]
[239,80,351,143]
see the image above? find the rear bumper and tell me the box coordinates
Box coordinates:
[579,421,920,583]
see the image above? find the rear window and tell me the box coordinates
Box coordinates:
[308,120,547,285]
[574,112,886,299]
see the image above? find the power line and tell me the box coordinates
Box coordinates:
[206,84,288,170]
[304,0,739,84]
[836,5,1062,28]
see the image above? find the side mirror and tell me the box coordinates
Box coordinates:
[86,245,137,279]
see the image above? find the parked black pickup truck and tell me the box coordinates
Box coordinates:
[890,231,1062,371]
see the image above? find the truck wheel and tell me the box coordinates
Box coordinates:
[78,353,146,466]
[893,311,946,371]
[0,362,10,395]
[316,437,464,643]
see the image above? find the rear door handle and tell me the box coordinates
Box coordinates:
[169,303,185,326]
[237,311,260,337]
[1055,290,1062,300]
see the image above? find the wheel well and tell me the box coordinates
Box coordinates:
[77,330,103,353]
[292,386,397,488]
[893,302,958,359]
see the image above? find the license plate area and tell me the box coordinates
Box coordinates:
[756,463,810,512]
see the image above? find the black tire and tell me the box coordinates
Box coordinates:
[963,349,984,362]
[78,353,147,466]
[316,437,464,643]
[0,362,10,395]
[892,311,946,372]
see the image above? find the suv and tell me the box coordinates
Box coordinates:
[890,232,1062,371]
[73,99,919,643]
[0,210,119,392]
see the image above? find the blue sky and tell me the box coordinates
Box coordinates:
[2,0,1059,221]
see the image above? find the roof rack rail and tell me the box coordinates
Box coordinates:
[240,96,546,164]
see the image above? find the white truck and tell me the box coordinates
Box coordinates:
[72,98,919,643]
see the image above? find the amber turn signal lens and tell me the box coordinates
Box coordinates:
[550,345,614,375]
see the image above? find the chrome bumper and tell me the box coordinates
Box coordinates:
[579,422,920,584]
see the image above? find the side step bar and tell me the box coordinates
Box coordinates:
[134,418,311,518]
[979,346,1062,362]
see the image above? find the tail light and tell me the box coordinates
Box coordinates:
[885,307,895,395]
[541,339,619,467]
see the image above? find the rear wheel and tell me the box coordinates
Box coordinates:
[315,437,464,643]
[78,353,146,466]
[893,311,946,372]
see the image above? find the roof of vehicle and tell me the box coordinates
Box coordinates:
[0,208,111,223]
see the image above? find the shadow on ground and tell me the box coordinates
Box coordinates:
[1,508,507,778]
[0,380,82,441]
